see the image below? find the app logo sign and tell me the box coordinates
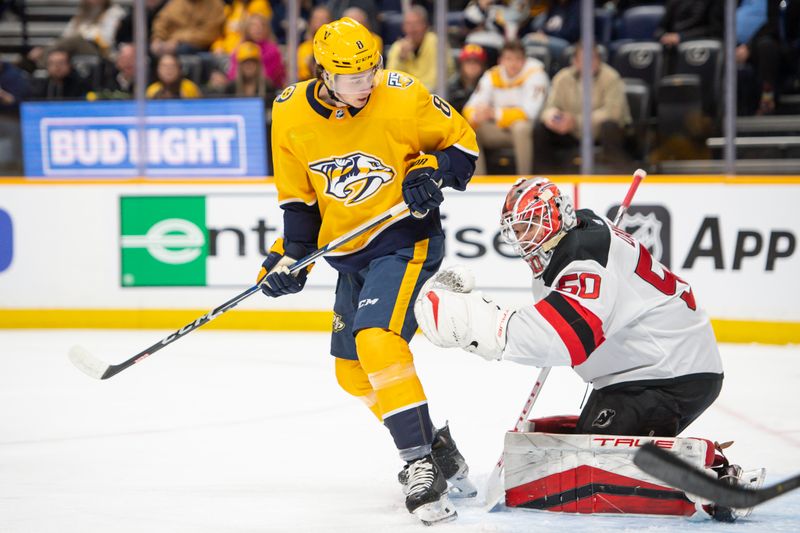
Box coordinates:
[0,209,12,273]
[121,196,207,286]
[607,205,671,268]
[119,194,283,287]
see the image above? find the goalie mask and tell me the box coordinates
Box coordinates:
[501,177,576,277]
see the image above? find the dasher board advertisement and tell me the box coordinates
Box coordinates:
[21,98,267,177]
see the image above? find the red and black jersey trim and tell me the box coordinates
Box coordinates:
[543,209,610,287]
[535,292,605,366]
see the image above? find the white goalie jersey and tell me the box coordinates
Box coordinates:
[505,209,723,389]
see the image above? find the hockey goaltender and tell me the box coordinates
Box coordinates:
[415,177,765,522]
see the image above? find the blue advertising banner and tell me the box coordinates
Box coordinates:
[21,98,267,177]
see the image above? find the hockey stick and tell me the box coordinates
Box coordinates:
[613,168,646,226]
[634,442,800,508]
[484,366,551,511]
[68,201,411,380]
[484,168,647,512]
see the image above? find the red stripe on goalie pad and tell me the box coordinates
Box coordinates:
[505,464,697,516]
[528,415,579,434]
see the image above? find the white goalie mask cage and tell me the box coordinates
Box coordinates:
[500,177,577,277]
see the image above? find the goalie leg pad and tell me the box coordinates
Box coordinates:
[503,432,715,516]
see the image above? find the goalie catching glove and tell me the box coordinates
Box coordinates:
[257,239,313,298]
[414,278,514,361]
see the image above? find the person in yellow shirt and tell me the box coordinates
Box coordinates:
[386,5,454,91]
[146,53,202,98]
[212,0,273,55]
[258,17,479,525]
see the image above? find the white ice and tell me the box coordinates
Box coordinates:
[1,329,798,532]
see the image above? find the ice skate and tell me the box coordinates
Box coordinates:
[398,424,477,498]
[404,454,457,525]
[709,462,767,522]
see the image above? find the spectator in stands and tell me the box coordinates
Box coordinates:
[151,0,226,56]
[655,0,722,71]
[30,49,91,100]
[0,60,30,112]
[463,40,548,175]
[386,5,454,91]
[212,0,273,55]
[464,0,543,40]
[270,0,316,45]
[327,0,379,34]
[27,0,126,65]
[217,41,277,102]
[116,0,168,45]
[90,43,137,99]
[227,14,285,89]
[297,5,333,81]
[526,0,580,63]
[735,0,781,115]
[534,42,631,173]
[146,53,202,98]
[448,44,488,112]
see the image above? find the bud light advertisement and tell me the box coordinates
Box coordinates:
[21,98,267,177]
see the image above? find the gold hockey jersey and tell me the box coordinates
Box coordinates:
[271,70,478,271]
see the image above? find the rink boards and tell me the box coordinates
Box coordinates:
[0,175,798,343]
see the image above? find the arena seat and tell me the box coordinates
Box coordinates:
[623,77,651,161]
[674,39,723,117]
[612,41,663,105]
[617,5,665,41]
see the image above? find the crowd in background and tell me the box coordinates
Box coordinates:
[0,0,799,173]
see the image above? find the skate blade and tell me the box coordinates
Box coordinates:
[413,496,457,526]
[447,475,478,498]
[732,467,767,519]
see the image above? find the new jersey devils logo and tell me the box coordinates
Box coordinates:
[309,152,395,205]
[592,408,616,429]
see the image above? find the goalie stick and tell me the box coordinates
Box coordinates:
[484,168,647,512]
[68,201,411,380]
[634,442,800,508]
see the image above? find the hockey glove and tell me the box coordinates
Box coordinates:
[257,239,311,298]
[418,265,475,297]
[402,153,444,217]
[414,288,514,361]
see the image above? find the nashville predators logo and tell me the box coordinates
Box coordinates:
[309,152,395,205]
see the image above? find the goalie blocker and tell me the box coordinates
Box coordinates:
[503,416,766,520]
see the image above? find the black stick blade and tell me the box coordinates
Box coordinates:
[634,442,771,508]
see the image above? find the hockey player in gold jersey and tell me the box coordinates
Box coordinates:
[256,17,479,524]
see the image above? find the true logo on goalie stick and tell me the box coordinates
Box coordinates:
[592,408,616,429]
[309,152,395,206]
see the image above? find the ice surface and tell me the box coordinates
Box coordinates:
[1,329,798,532]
